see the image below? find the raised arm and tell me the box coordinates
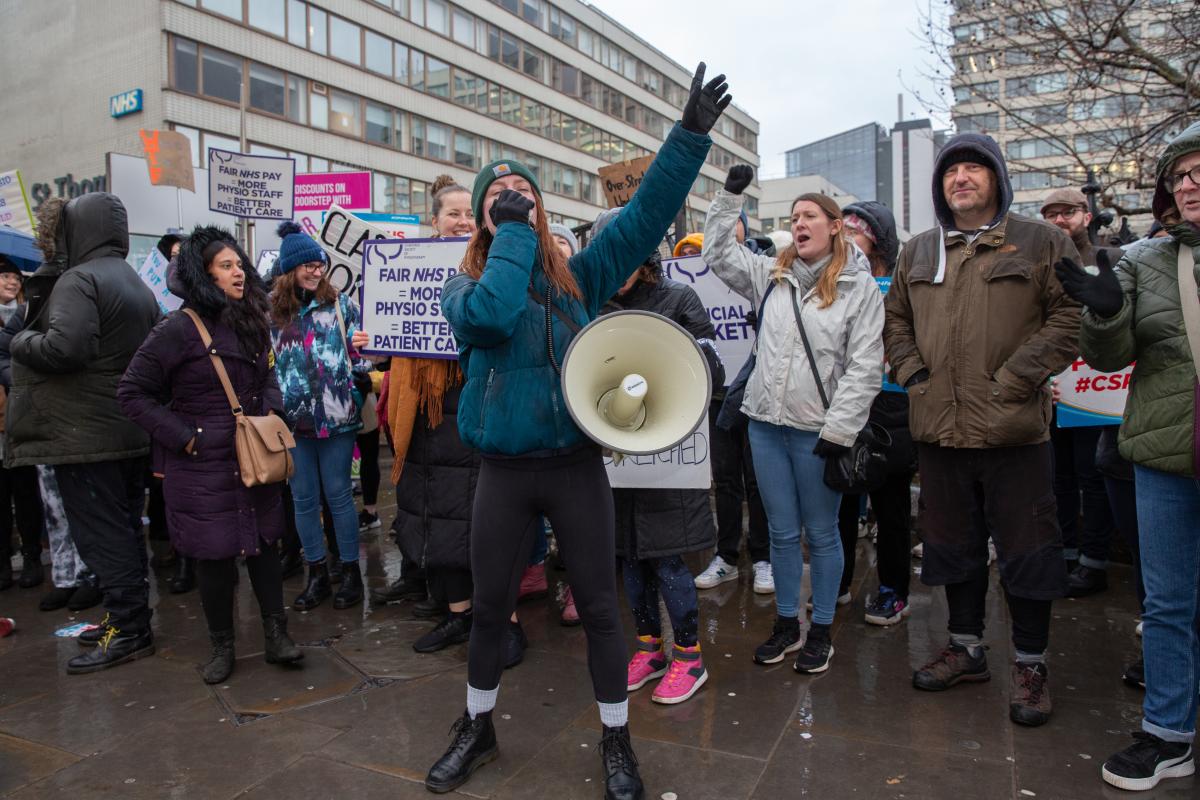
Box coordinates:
[702,188,775,306]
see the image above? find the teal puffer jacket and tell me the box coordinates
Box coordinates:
[1079,121,1200,476]
[442,123,711,456]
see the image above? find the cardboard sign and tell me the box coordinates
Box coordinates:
[1055,357,1130,427]
[359,237,468,358]
[0,170,34,234]
[663,255,753,384]
[139,130,194,191]
[598,154,655,208]
[207,149,295,219]
[136,248,181,314]
[604,429,711,489]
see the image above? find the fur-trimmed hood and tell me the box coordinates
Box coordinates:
[173,225,262,316]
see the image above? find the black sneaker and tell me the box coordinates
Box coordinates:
[414,612,472,653]
[913,642,990,691]
[425,710,498,793]
[504,620,528,669]
[1123,658,1145,690]
[39,586,75,611]
[369,575,427,605]
[794,624,834,674]
[754,616,802,665]
[66,626,155,674]
[412,596,449,619]
[1066,564,1108,597]
[67,577,102,612]
[358,509,381,531]
[1102,732,1194,791]
[600,724,644,800]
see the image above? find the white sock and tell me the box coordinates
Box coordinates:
[466,684,498,719]
[1015,649,1045,666]
[949,633,983,658]
[597,700,628,728]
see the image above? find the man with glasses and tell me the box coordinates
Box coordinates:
[1040,188,1124,598]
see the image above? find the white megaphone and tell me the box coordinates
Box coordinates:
[561,311,712,456]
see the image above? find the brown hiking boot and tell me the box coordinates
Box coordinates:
[1009,662,1052,727]
[912,642,990,691]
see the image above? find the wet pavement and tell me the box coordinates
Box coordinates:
[0,482,1193,800]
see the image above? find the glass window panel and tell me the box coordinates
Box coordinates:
[289,152,308,171]
[365,31,391,74]
[410,0,423,26]
[247,0,285,36]
[329,17,361,64]
[522,45,543,81]
[366,103,393,145]
[498,0,518,12]
[202,132,241,162]
[249,63,285,115]
[561,116,577,147]
[452,8,473,47]
[476,19,488,54]
[500,89,520,125]
[394,112,404,150]
[411,51,425,92]
[286,0,306,45]
[454,132,479,169]
[412,180,427,219]
[453,71,476,107]
[201,47,242,103]
[411,118,426,156]
[487,84,500,118]
[425,122,449,161]
[395,176,412,212]
[394,43,409,84]
[522,101,542,132]
[329,91,360,137]
[426,56,450,97]
[393,0,408,14]
[426,0,448,34]
[487,26,500,60]
[173,38,199,94]
[374,174,394,213]
[310,156,328,172]
[286,75,306,122]
[500,33,520,70]
[522,0,542,26]
[201,0,242,19]
[249,142,287,157]
[310,90,328,129]
[309,7,327,54]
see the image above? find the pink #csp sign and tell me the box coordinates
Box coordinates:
[293,171,371,212]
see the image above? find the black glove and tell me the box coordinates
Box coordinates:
[904,368,930,388]
[681,62,732,135]
[724,165,754,195]
[1053,249,1123,319]
[813,438,851,459]
[489,189,535,228]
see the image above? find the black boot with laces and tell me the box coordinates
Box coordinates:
[425,709,498,793]
[600,724,644,800]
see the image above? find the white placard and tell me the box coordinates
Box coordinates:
[317,204,412,295]
[207,149,295,220]
[604,429,711,489]
[255,249,279,278]
[662,255,754,383]
[359,237,469,358]
[136,248,181,314]
[0,170,33,234]
[1054,357,1130,427]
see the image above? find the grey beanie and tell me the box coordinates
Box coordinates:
[548,222,579,256]
[591,207,622,241]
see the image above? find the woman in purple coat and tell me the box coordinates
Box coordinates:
[118,226,303,684]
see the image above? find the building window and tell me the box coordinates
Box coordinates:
[286,75,306,123]
[500,32,520,70]
[249,63,285,115]
[426,0,449,35]
[201,47,243,103]
[522,0,543,27]
[500,88,520,126]
[329,17,361,64]
[411,51,425,92]
[412,119,450,161]
[200,0,241,20]
[173,38,199,95]
[394,43,410,84]
[522,44,544,81]
[286,0,306,46]
[452,7,474,47]
[426,56,450,98]
[329,91,361,137]
[310,88,328,129]
[309,7,327,55]
[410,0,424,26]
[454,132,480,169]
[247,0,285,37]
[365,30,392,74]
[366,103,394,146]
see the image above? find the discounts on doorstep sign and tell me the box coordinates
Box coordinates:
[207,149,295,219]
[359,237,469,358]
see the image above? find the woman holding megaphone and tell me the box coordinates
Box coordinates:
[426,64,731,800]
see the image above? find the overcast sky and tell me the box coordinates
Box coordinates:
[588,0,952,178]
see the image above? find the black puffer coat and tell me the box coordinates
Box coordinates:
[603,277,719,561]
[6,193,160,467]
[393,385,477,572]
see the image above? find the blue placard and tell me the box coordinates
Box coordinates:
[110,89,143,118]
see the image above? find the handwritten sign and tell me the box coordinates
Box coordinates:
[1055,358,1130,427]
[136,248,181,314]
[207,149,295,219]
[139,129,194,191]
[359,237,469,358]
[604,430,711,489]
[663,255,753,383]
[597,155,655,208]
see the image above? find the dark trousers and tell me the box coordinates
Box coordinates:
[196,547,284,632]
[945,571,1053,654]
[0,464,43,563]
[1105,476,1144,611]
[620,555,699,648]
[1051,422,1115,566]
[837,470,914,598]
[357,428,380,507]
[709,402,769,565]
[432,566,473,605]
[55,458,150,632]
[468,450,626,702]
[146,474,169,542]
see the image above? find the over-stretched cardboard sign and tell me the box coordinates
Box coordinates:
[598,155,655,208]
[139,130,194,191]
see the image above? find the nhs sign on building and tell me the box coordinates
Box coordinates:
[110,89,143,118]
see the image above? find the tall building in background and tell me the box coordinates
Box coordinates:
[0,0,760,259]
[784,123,891,203]
[888,119,947,235]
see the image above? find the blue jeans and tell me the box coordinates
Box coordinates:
[747,421,843,624]
[620,555,699,648]
[291,432,360,564]
[1134,465,1200,743]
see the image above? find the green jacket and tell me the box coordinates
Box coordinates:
[1079,122,1200,476]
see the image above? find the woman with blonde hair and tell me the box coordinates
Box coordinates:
[704,165,884,675]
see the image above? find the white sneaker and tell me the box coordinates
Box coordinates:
[805,591,852,611]
[752,561,775,594]
[987,538,997,566]
[1136,621,1143,637]
[695,555,739,589]
[911,542,923,559]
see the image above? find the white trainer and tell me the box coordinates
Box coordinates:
[911,542,924,559]
[752,561,774,594]
[694,555,739,589]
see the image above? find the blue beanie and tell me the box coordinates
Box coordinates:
[274,221,327,275]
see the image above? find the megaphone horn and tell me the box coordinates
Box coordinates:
[561,311,712,456]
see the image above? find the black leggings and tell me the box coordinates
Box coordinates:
[945,570,1053,654]
[468,448,626,702]
[196,547,285,633]
[357,428,380,507]
[0,464,43,561]
[838,471,914,598]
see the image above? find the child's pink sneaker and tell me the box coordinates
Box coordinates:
[652,644,708,705]
[627,635,668,691]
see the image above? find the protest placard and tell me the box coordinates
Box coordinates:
[0,170,34,234]
[359,237,469,358]
[597,155,655,208]
[317,204,418,295]
[604,429,711,489]
[1055,357,1130,427]
[207,149,295,219]
[663,255,753,382]
[294,171,370,237]
[136,248,181,314]
[255,249,279,278]
[139,129,194,191]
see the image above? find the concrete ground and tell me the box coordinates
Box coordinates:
[0,482,1191,800]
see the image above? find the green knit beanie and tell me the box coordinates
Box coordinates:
[471,160,542,224]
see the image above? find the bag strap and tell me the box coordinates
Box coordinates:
[748,281,775,356]
[527,284,582,334]
[183,309,244,416]
[790,286,831,411]
[1178,245,1200,375]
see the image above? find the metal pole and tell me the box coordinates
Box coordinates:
[239,82,249,252]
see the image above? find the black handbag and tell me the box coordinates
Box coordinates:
[716,281,775,431]
[789,286,891,494]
